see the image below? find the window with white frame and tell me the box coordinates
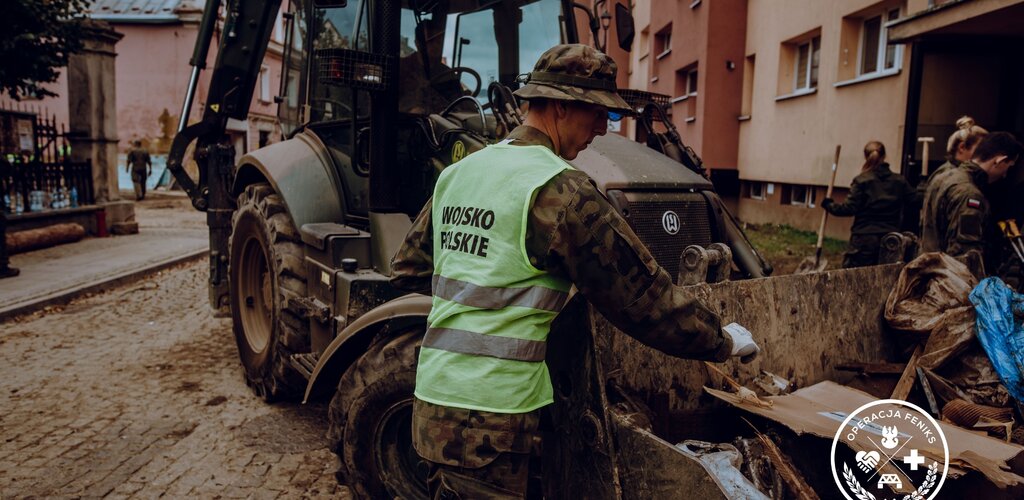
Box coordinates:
[794,36,820,91]
[673,65,698,120]
[860,7,901,75]
[749,182,766,200]
[655,26,672,59]
[259,66,271,102]
[787,185,815,207]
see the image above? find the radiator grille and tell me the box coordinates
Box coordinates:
[624,194,713,281]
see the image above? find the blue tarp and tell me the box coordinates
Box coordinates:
[969,277,1024,403]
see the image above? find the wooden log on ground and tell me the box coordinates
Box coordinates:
[6,223,86,254]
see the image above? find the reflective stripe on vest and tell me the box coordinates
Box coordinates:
[432,275,568,312]
[422,327,546,362]
[415,143,573,413]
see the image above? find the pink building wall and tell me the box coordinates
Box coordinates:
[1,16,283,161]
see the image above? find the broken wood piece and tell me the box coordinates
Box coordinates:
[891,345,924,401]
[742,418,820,500]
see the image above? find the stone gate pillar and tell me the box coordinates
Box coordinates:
[66,20,135,232]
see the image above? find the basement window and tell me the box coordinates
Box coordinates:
[782,184,816,207]
[749,182,766,200]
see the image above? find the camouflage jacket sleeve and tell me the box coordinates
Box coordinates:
[390,198,434,294]
[943,186,988,260]
[527,170,732,362]
[825,177,866,217]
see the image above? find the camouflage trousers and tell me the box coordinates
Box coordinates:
[842,233,881,269]
[412,398,541,499]
[131,170,147,200]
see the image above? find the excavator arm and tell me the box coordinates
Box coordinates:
[167,0,282,209]
[167,0,283,310]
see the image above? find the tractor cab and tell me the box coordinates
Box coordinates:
[277,0,568,223]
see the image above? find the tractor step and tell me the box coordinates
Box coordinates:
[289,352,320,380]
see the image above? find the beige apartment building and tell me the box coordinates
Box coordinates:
[624,0,1024,238]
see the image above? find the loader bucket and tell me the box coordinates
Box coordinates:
[542,263,1024,497]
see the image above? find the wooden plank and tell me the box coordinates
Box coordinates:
[891,345,924,401]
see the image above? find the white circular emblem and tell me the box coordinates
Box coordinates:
[830,399,949,500]
[661,211,680,235]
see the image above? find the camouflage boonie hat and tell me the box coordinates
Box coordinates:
[514,44,632,115]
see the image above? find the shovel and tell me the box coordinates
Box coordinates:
[797,145,841,274]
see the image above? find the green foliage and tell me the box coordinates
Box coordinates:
[745,223,846,255]
[744,223,847,274]
[1,0,92,100]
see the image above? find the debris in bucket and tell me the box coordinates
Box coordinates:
[675,440,770,500]
[704,361,773,408]
[754,371,793,396]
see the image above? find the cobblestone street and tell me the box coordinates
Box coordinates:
[0,259,350,498]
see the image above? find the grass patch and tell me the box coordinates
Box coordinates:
[742,223,847,275]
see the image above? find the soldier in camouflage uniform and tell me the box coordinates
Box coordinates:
[920,132,1022,275]
[391,44,761,499]
[910,116,987,232]
[125,140,151,201]
[822,141,914,268]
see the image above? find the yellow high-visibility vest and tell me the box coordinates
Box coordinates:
[415,142,572,413]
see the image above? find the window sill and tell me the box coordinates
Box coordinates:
[651,76,659,83]
[833,68,901,88]
[685,116,696,123]
[690,0,702,8]
[670,95,689,104]
[737,115,751,122]
[656,49,672,60]
[775,87,817,102]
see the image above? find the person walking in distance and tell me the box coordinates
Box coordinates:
[822,141,914,268]
[390,44,760,499]
[126,140,151,200]
[0,156,19,278]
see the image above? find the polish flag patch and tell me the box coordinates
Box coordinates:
[968,199,982,208]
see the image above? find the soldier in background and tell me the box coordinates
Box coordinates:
[919,116,988,200]
[391,44,760,498]
[822,141,914,268]
[921,132,1023,275]
[0,156,19,278]
[126,140,151,200]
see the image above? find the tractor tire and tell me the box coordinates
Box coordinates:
[228,183,309,401]
[328,326,429,499]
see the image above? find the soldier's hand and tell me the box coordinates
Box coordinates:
[723,322,760,364]
[822,197,834,209]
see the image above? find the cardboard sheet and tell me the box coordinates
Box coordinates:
[706,381,1024,487]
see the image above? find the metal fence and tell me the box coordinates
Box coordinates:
[1,108,94,214]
